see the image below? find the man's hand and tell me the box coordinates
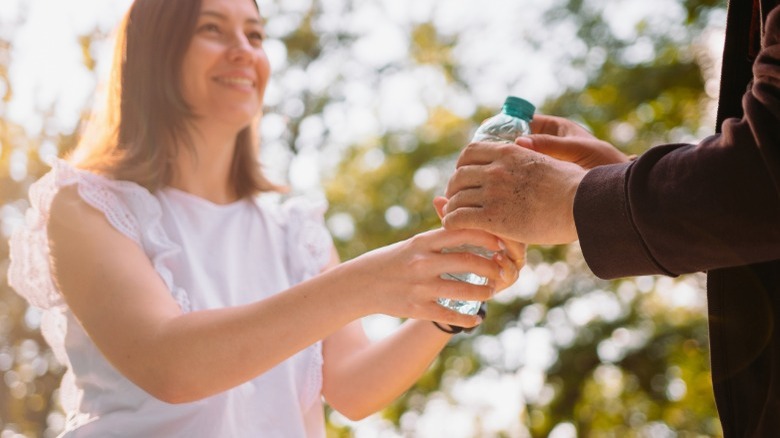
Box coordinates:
[439,114,629,245]
[522,114,630,169]
[440,141,586,245]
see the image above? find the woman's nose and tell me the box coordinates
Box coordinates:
[227,35,254,63]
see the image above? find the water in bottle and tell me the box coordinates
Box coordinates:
[438,95,535,315]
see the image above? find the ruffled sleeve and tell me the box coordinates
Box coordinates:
[281,197,334,285]
[8,169,63,309]
[277,196,334,411]
[7,159,190,312]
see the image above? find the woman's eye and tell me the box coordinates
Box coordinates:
[247,31,265,43]
[199,23,221,34]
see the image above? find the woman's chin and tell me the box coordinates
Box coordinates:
[213,109,261,131]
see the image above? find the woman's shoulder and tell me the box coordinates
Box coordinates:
[51,159,162,242]
[48,183,100,230]
[9,159,183,310]
[48,183,130,246]
[8,160,143,309]
[14,158,162,269]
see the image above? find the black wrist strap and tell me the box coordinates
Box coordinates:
[432,321,463,334]
[431,302,488,335]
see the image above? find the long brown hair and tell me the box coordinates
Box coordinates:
[70,0,281,197]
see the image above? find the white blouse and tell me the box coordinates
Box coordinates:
[8,160,334,437]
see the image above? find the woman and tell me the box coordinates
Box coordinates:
[8,0,522,436]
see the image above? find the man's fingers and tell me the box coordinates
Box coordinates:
[455,143,495,168]
[444,165,486,199]
[516,134,586,164]
[530,114,592,137]
[517,135,628,168]
[441,207,489,232]
[443,188,486,214]
[455,140,528,168]
[528,114,565,135]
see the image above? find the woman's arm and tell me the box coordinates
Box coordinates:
[321,318,450,420]
[321,243,522,420]
[48,185,507,404]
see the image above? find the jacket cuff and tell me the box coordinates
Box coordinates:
[573,162,670,279]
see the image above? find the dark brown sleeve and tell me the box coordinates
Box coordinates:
[573,8,780,279]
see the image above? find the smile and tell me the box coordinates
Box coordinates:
[214,76,255,87]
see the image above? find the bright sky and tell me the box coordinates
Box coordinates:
[1,0,132,134]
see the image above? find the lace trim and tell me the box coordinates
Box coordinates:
[7,159,191,312]
[277,197,332,409]
[302,341,324,410]
[8,170,61,309]
[281,197,333,285]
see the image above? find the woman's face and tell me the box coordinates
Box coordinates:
[180,0,270,132]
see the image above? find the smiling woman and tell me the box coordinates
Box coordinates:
[6,0,523,436]
[71,0,277,202]
[180,1,269,148]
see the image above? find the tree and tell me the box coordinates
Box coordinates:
[323,0,725,436]
[0,0,727,436]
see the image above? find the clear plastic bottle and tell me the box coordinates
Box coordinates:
[438,96,535,315]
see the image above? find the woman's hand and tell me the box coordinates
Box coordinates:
[321,224,523,419]
[434,195,524,293]
[347,226,512,329]
[493,237,524,292]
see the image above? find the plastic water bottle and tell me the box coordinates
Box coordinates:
[438,96,535,315]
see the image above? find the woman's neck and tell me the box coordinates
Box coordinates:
[168,124,240,205]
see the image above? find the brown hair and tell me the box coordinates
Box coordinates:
[70,0,281,197]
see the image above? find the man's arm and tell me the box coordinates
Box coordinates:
[575,7,780,279]
[442,8,780,278]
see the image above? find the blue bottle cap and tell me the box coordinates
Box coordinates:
[502,96,535,121]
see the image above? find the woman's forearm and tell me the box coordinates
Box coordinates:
[146,267,370,403]
[322,319,453,420]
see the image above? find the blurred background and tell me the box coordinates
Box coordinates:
[0,0,726,436]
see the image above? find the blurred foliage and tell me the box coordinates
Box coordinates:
[1,0,726,436]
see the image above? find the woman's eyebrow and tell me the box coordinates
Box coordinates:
[200,10,264,26]
[200,10,227,20]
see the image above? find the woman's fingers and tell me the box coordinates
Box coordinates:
[416,227,505,254]
[426,302,484,328]
[432,196,447,220]
[434,273,496,302]
[494,252,520,291]
[378,227,525,325]
[439,247,503,281]
[501,240,526,272]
